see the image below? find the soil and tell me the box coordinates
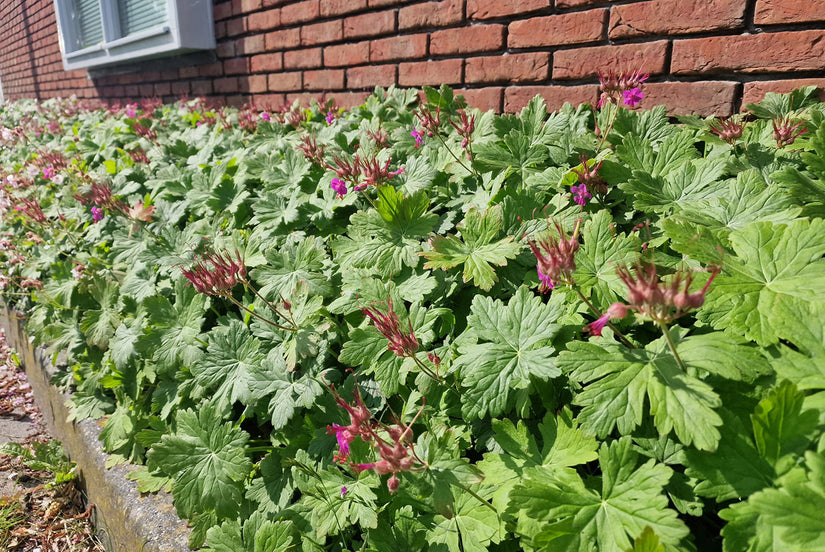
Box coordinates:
[0,328,104,552]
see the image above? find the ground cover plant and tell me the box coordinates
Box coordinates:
[0,81,824,551]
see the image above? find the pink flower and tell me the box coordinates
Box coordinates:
[91,206,103,222]
[410,127,424,148]
[331,178,348,198]
[584,303,628,336]
[571,183,591,207]
[325,110,336,125]
[41,165,56,180]
[361,299,419,358]
[327,423,356,463]
[260,112,271,122]
[622,87,644,107]
[527,219,581,292]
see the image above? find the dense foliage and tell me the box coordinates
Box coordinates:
[1,85,824,552]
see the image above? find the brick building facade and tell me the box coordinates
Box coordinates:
[1,0,824,114]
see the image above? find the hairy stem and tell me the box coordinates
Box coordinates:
[657,320,687,371]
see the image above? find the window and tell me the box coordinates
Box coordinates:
[54,0,215,70]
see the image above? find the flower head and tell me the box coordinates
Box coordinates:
[597,66,649,108]
[181,249,247,296]
[91,206,104,222]
[772,116,806,148]
[330,178,348,198]
[583,303,628,336]
[361,298,419,357]
[708,117,745,145]
[571,154,608,198]
[410,127,424,148]
[571,183,592,207]
[526,219,581,292]
[622,87,644,107]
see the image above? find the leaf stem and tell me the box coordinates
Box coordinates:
[224,295,297,332]
[656,320,687,371]
[433,132,477,176]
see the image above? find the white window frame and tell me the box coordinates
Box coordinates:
[53,0,216,70]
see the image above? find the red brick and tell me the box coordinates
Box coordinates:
[325,91,371,108]
[214,2,233,20]
[215,21,227,39]
[431,25,504,55]
[672,31,825,74]
[399,0,463,30]
[281,0,319,24]
[237,35,265,54]
[742,78,825,107]
[304,69,345,90]
[284,47,322,69]
[320,0,367,16]
[399,59,463,86]
[263,0,287,6]
[325,42,370,67]
[154,82,171,96]
[199,62,225,77]
[247,8,280,31]
[554,40,668,79]
[241,0,262,12]
[226,17,247,36]
[466,53,549,84]
[214,77,239,93]
[265,28,300,50]
[344,11,396,39]
[755,0,825,24]
[172,82,190,96]
[370,34,427,62]
[253,93,287,108]
[247,74,269,93]
[557,0,619,6]
[643,81,738,116]
[504,85,599,112]
[368,0,414,6]
[224,57,249,74]
[455,87,503,112]
[268,72,303,91]
[509,10,606,48]
[251,52,283,72]
[347,64,397,88]
[610,0,745,39]
[467,0,549,19]
[302,20,343,46]
[216,41,236,58]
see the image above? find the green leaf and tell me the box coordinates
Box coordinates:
[510,437,688,552]
[626,527,665,552]
[146,404,251,519]
[192,320,266,409]
[699,219,825,346]
[140,278,207,371]
[744,85,820,119]
[621,157,727,214]
[421,205,521,291]
[559,331,724,451]
[425,488,503,552]
[751,380,819,471]
[251,236,332,300]
[455,287,569,419]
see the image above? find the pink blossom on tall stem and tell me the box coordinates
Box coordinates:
[584,302,628,336]
[411,127,424,148]
[330,178,348,198]
[41,165,56,180]
[571,154,608,198]
[571,183,591,207]
[180,249,247,296]
[450,109,475,150]
[772,116,806,148]
[708,117,745,145]
[526,219,581,292]
[622,87,644,107]
[325,110,336,125]
[597,66,649,108]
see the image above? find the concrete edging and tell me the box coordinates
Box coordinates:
[1,308,191,552]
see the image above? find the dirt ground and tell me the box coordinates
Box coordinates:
[0,328,104,552]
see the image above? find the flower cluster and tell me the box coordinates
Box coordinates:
[615,259,720,323]
[526,219,581,292]
[361,299,419,358]
[772,116,806,148]
[298,134,326,166]
[597,66,649,108]
[450,109,476,151]
[73,183,128,217]
[708,117,746,145]
[571,154,608,202]
[327,154,404,198]
[180,249,247,296]
[327,385,425,493]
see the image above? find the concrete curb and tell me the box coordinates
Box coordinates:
[1,308,191,552]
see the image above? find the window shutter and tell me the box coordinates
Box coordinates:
[117,0,169,36]
[70,0,104,50]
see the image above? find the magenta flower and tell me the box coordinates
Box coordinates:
[331,178,348,198]
[583,303,628,336]
[41,165,56,180]
[260,112,271,122]
[410,127,424,148]
[327,423,355,463]
[325,110,336,125]
[91,206,103,222]
[622,87,644,107]
[340,486,348,498]
[571,183,591,207]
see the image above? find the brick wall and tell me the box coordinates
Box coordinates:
[1,0,825,115]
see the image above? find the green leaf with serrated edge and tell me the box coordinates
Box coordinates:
[626,527,665,552]
[573,210,638,308]
[737,452,825,550]
[559,329,723,451]
[669,169,801,237]
[677,331,771,381]
[622,157,727,214]
[685,409,775,501]
[479,408,598,511]
[126,465,172,493]
[698,219,825,346]
[140,278,207,371]
[191,320,265,409]
[421,205,521,291]
[367,506,428,551]
[509,438,688,552]
[79,276,120,349]
[751,380,819,472]
[454,286,567,419]
[250,236,333,300]
[146,404,251,519]
[245,451,295,515]
[744,85,820,119]
[425,488,503,552]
